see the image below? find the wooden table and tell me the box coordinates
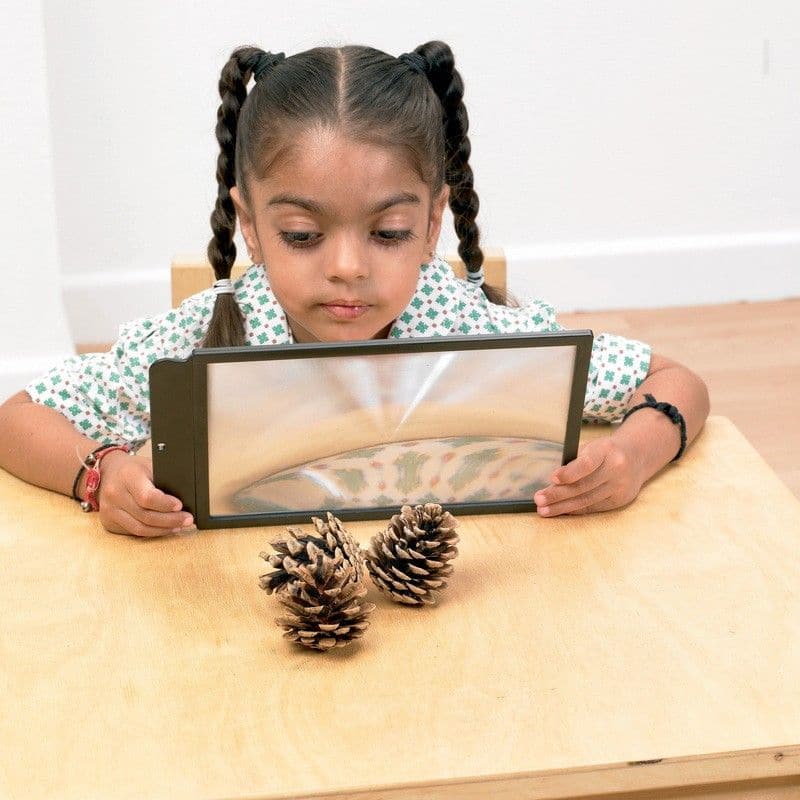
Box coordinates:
[2,416,800,800]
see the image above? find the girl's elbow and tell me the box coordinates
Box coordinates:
[0,389,33,417]
[698,374,711,418]
[0,390,31,456]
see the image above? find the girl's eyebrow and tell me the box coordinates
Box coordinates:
[267,191,421,215]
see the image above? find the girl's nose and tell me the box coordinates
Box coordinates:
[323,234,369,282]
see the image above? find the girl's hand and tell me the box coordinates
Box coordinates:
[533,353,710,518]
[96,450,194,537]
[533,437,644,517]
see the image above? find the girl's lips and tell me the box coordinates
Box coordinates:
[321,302,370,320]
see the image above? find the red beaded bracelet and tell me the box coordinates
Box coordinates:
[75,444,131,512]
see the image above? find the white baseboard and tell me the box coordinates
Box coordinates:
[62,231,800,345]
[506,230,800,312]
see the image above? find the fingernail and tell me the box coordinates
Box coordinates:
[173,524,197,534]
[534,491,546,503]
[538,506,551,516]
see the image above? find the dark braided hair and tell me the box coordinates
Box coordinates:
[411,42,506,306]
[205,47,267,347]
[204,40,507,347]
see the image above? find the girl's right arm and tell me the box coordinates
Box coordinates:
[0,390,194,537]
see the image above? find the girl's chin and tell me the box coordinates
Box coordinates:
[323,324,393,342]
[288,316,394,343]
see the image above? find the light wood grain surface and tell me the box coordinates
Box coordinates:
[2,417,800,799]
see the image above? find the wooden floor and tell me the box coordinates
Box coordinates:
[78,297,800,500]
[560,298,800,500]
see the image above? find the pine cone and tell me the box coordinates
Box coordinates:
[259,512,365,594]
[364,503,459,606]
[258,512,374,651]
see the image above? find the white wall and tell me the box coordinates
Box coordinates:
[0,0,73,400]
[7,1,800,347]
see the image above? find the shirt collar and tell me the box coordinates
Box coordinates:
[389,256,489,338]
[235,263,295,346]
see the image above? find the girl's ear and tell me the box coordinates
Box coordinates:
[425,184,450,253]
[230,185,263,263]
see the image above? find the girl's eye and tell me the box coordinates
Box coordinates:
[278,229,415,250]
[374,230,414,246]
[280,231,319,249]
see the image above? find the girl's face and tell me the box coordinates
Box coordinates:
[231,127,448,343]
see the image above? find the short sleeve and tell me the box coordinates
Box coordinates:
[581,332,652,423]
[25,295,213,448]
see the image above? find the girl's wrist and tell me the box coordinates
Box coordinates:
[74,446,132,509]
[612,407,682,485]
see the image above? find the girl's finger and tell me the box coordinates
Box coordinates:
[130,481,184,513]
[537,482,614,517]
[534,468,607,508]
[566,494,629,516]
[121,486,193,530]
[106,506,181,538]
[551,445,607,486]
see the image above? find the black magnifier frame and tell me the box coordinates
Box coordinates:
[150,330,593,529]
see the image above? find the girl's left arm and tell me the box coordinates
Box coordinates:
[533,353,710,516]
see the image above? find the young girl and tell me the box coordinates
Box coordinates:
[0,41,709,537]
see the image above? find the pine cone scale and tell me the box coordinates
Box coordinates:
[389,566,413,581]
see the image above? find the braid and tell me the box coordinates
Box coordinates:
[203,46,273,348]
[410,43,510,305]
[412,42,507,305]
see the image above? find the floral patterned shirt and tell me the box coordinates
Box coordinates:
[26,257,651,448]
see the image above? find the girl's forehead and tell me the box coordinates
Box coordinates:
[255,128,427,213]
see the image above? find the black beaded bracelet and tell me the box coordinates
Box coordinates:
[621,393,687,462]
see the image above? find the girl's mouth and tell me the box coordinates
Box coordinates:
[321,302,370,320]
